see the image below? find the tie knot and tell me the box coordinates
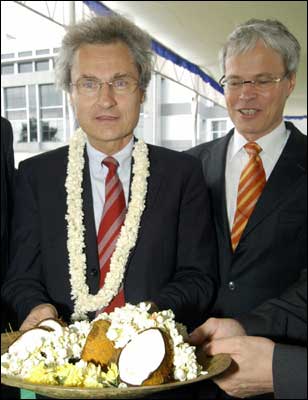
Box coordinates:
[102,156,119,172]
[244,142,262,157]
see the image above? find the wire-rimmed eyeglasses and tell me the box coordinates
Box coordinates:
[70,76,140,96]
[219,73,289,92]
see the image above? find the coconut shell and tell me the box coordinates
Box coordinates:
[81,320,119,367]
[118,328,174,386]
[142,329,173,386]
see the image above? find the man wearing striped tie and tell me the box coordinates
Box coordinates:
[2,15,218,340]
[188,19,306,399]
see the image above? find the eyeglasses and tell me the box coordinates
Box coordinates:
[70,76,140,96]
[219,73,289,92]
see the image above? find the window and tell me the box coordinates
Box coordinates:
[1,53,14,59]
[6,110,27,120]
[1,64,14,75]
[2,84,65,144]
[5,87,26,109]
[209,119,228,140]
[40,84,62,107]
[41,119,64,142]
[18,51,32,57]
[35,60,49,71]
[4,87,28,143]
[39,84,63,142]
[195,97,231,144]
[29,85,38,142]
[36,49,50,55]
[18,62,33,73]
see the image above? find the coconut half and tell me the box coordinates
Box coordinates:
[37,318,66,335]
[118,328,173,386]
[8,327,51,354]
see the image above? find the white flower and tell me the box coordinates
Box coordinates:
[1,320,92,378]
[98,303,204,382]
[1,304,205,385]
[65,129,150,319]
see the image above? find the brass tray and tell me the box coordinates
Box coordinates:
[1,332,231,399]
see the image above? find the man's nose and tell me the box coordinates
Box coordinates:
[96,83,117,108]
[238,82,258,99]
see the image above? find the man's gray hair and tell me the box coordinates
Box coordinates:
[220,19,301,74]
[55,15,153,92]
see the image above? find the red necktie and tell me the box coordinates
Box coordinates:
[231,142,266,251]
[97,157,126,313]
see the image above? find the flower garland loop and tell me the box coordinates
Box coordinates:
[65,128,149,320]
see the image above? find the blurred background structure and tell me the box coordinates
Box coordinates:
[1,1,306,166]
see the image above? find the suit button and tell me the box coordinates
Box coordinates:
[90,268,98,276]
[228,281,235,291]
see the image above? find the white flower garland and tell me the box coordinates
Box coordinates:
[65,128,149,320]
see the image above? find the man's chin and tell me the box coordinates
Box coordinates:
[234,120,264,136]
[86,132,134,153]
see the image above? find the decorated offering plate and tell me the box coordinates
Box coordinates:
[1,304,231,399]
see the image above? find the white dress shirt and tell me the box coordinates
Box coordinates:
[86,138,134,233]
[225,121,290,230]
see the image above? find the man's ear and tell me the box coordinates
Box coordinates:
[287,72,296,97]
[140,91,145,104]
[69,93,76,112]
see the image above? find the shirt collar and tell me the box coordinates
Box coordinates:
[230,121,288,161]
[86,137,134,174]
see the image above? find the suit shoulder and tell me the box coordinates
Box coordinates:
[18,146,69,180]
[286,121,307,139]
[186,137,225,159]
[1,118,13,149]
[295,128,307,146]
[19,145,69,168]
[1,117,13,134]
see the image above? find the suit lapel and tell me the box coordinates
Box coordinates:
[208,133,233,246]
[0,139,7,240]
[140,145,164,210]
[242,127,306,239]
[124,145,164,273]
[82,150,100,293]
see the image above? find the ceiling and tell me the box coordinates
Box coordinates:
[102,1,307,116]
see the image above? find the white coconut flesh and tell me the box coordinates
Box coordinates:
[8,327,51,355]
[37,319,64,335]
[118,329,166,385]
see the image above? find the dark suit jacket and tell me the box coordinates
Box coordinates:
[241,269,307,399]
[1,117,18,332]
[187,121,307,319]
[2,142,217,330]
[1,118,15,278]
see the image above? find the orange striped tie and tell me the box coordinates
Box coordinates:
[231,142,266,251]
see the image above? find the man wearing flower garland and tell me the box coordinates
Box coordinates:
[2,16,217,337]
